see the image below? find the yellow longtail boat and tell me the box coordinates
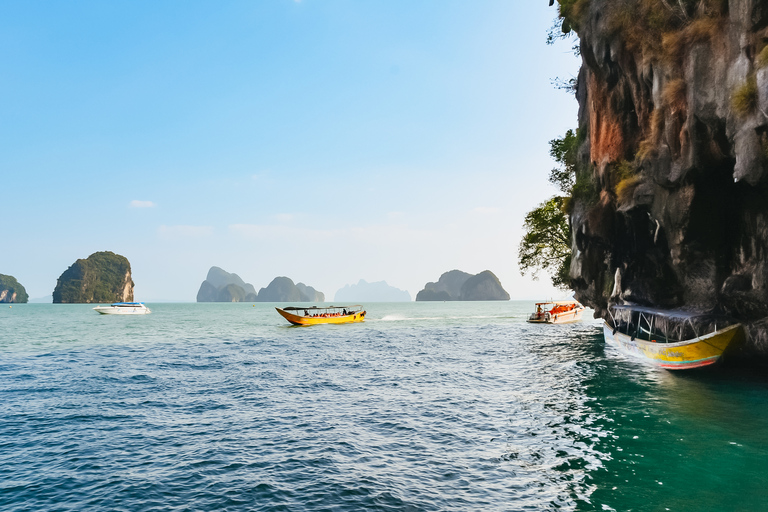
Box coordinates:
[603,305,744,370]
[275,305,366,326]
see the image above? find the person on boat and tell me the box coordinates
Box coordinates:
[343,309,347,316]
[304,310,309,316]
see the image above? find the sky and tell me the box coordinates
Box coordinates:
[1,0,581,302]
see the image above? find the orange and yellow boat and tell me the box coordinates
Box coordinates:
[604,305,744,370]
[527,300,585,324]
[276,305,366,326]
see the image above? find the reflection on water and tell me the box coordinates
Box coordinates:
[1,303,767,511]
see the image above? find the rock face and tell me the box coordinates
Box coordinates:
[256,277,325,302]
[196,267,258,302]
[0,274,28,303]
[53,251,133,303]
[416,270,509,301]
[334,279,412,302]
[561,0,768,355]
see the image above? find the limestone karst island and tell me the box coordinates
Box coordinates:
[0,274,28,303]
[196,266,325,302]
[416,270,510,301]
[52,251,134,304]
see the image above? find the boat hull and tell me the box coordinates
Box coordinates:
[276,307,365,326]
[93,305,151,315]
[528,308,584,324]
[603,321,742,369]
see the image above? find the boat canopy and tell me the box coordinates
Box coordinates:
[609,304,710,319]
[608,304,735,343]
[281,305,362,311]
[535,301,581,306]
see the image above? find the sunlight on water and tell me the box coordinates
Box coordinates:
[1,302,767,511]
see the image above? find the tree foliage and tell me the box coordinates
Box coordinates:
[519,129,581,290]
[519,196,572,289]
[548,128,579,193]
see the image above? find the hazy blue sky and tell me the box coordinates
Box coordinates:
[2,0,580,301]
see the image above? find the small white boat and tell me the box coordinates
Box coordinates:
[93,302,151,315]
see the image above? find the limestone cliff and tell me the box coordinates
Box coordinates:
[0,274,28,303]
[53,251,134,303]
[558,0,768,355]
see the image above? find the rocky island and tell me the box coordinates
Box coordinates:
[255,277,324,302]
[196,268,325,302]
[334,279,412,302]
[0,274,28,303]
[53,251,134,303]
[197,267,258,302]
[552,0,768,357]
[416,270,509,301]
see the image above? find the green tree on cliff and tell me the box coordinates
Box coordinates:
[518,130,578,289]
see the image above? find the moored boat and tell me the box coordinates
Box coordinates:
[276,305,366,326]
[527,301,585,324]
[93,302,151,315]
[604,305,743,370]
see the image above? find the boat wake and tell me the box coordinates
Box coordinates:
[376,314,507,322]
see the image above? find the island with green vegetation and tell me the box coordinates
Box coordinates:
[52,251,134,304]
[0,274,29,303]
[526,0,768,359]
[416,270,509,301]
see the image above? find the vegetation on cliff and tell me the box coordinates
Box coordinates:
[518,130,579,289]
[53,252,134,304]
[0,274,29,303]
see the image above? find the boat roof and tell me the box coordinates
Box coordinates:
[112,302,144,305]
[282,305,362,311]
[609,304,707,319]
[535,301,581,305]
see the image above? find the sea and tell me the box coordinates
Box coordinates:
[2,301,768,511]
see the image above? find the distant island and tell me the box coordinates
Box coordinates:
[197,266,258,302]
[255,277,324,302]
[416,270,509,301]
[0,274,29,303]
[53,251,134,303]
[334,279,411,302]
[196,267,324,302]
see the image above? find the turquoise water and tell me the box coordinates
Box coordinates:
[1,302,767,511]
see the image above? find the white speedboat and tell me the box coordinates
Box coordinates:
[93,302,151,315]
